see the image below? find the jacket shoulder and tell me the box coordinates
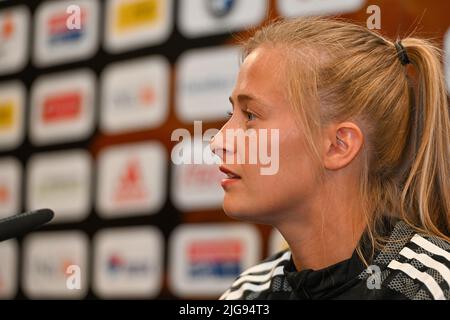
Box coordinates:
[219,249,292,300]
[384,231,450,300]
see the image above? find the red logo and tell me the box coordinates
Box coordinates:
[42,92,82,123]
[139,86,155,106]
[113,158,148,203]
[0,185,9,203]
[1,13,14,40]
[188,240,242,262]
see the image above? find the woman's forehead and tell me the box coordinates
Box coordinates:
[241,46,285,75]
[235,47,287,99]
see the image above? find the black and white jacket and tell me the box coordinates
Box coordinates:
[220,220,450,300]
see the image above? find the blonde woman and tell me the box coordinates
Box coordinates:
[210,17,450,300]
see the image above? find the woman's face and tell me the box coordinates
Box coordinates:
[210,46,321,224]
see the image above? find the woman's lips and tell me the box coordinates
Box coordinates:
[219,165,241,188]
[219,165,241,178]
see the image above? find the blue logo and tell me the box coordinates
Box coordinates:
[206,0,236,18]
[189,261,241,277]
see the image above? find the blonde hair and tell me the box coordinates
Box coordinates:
[241,17,450,262]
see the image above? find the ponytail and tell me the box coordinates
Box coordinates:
[399,38,450,238]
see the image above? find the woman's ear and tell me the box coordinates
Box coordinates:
[323,122,364,170]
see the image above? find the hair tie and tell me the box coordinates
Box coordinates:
[395,41,411,66]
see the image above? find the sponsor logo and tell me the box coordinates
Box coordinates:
[0,81,25,150]
[47,8,86,44]
[188,240,242,277]
[106,253,152,275]
[0,12,14,42]
[178,0,266,37]
[96,142,167,218]
[26,150,91,223]
[32,258,76,278]
[93,227,163,298]
[42,91,82,123]
[0,6,29,75]
[34,175,82,198]
[113,157,148,203]
[171,138,225,211]
[30,69,95,146]
[34,0,99,67]
[101,57,169,134]
[22,231,88,299]
[0,158,21,219]
[111,86,155,111]
[206,0,236,18]
[277,0,365,18]
[105,0,173,53]
[169,224,260,297]
[116,0,159,31]
[0,100,14,130]
[176,46,240,122]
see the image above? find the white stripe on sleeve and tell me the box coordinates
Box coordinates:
[231,265,285,288]
[387,260,445,300]
[241,251,291,276]
[410,235,450,262]
[399,247,450,289]
[222,281,272,300]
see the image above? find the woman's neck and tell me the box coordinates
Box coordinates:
[275,186,366,271]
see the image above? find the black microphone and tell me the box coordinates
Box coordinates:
[0,209,54,242]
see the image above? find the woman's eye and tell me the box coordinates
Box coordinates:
[225,110,255,122]
[245,111,256,122]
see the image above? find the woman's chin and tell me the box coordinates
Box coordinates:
[222,199,250,220]
[222,198,264,223]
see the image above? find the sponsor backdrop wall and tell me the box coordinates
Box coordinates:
[0,0,448,299]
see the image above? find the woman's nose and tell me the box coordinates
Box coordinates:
[209,132,223,161]
[210,129,232,163]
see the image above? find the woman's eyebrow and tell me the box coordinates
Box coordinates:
[229,94,269,109]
